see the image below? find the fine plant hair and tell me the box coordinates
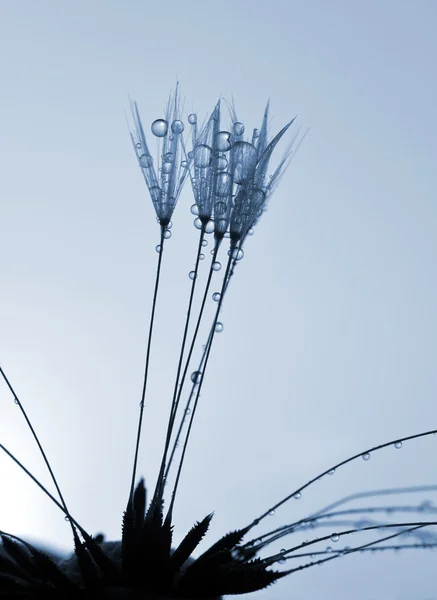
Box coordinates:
[0,86,435,599]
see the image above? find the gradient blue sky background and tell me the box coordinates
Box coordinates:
[0,2,436,599]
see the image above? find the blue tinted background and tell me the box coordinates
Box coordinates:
[0,1,436,599]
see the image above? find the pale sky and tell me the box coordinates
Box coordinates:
[0,2,436,599]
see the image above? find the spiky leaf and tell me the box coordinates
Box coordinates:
[133,478,147,530]
[170,514,213,572]
[0,535,39,580]
[196,528,249,563]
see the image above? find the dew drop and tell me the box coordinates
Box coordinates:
[190,203,199,215]
[216,131,231,152]
[171,119,184,134]
[201,239,208,247]
[362,452,370,461]
[14,398,19,405]
[231,248,244,260]
[167,220,173,229]
[191,371,202,384]
[247,227,254,236]
[185,407,191,415]
[162,162,172,174]
[294,492,301,500]
[212,292,221,302]
[194,218,203,230]
[155,244,161,253]
[139,154,153,168]
[163,229,172,239]
[328,468,336,475]
[232,141,257,184]
[212,261,221,271]
[217,156,228,170]
[151,119,168,137]
[149,185,162,204]
[194,144,212,168]
[419,500,434,512]
[204,220,215,234]
[233,122,245,135]
[188,271,196,280]
[188,113,197,125]
[253,128,260,138]
[278,556,286,565]
[330,533,340,543]
[215,171,232,197]
[394,441,403,449]
[181,160,188,168]
[199,253,205,260]
[135,142,142,149]
[164,152,173,163]
[325,546,332,553]
[188,150,194,159]
[268,509,275,516]
[215,322,224,332]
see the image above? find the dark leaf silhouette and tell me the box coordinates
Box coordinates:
[170,513,214,572]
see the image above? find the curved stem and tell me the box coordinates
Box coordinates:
[247,428,437,530]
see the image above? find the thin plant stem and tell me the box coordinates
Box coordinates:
[252,503,437,550]
[161,238,221,484]
[273,522,434,562]
[0,366,76,537]
[129,226,166,501]
[164,326,212,479]
[167,248,235,517]
[247,428,437,530]
[283,542,437,561]
[283,524,427,575]
[308,484,437,520]
[162,228,205,459]
[148,227,206,507]
[164,243,242,475]
[0,443,87,535]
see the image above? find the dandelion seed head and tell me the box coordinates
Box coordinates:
[129,85,189,227]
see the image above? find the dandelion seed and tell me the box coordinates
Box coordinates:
[129,85,188,227]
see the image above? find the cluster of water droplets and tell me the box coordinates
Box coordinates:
[185,104,283,245]
[130,91,190,227]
